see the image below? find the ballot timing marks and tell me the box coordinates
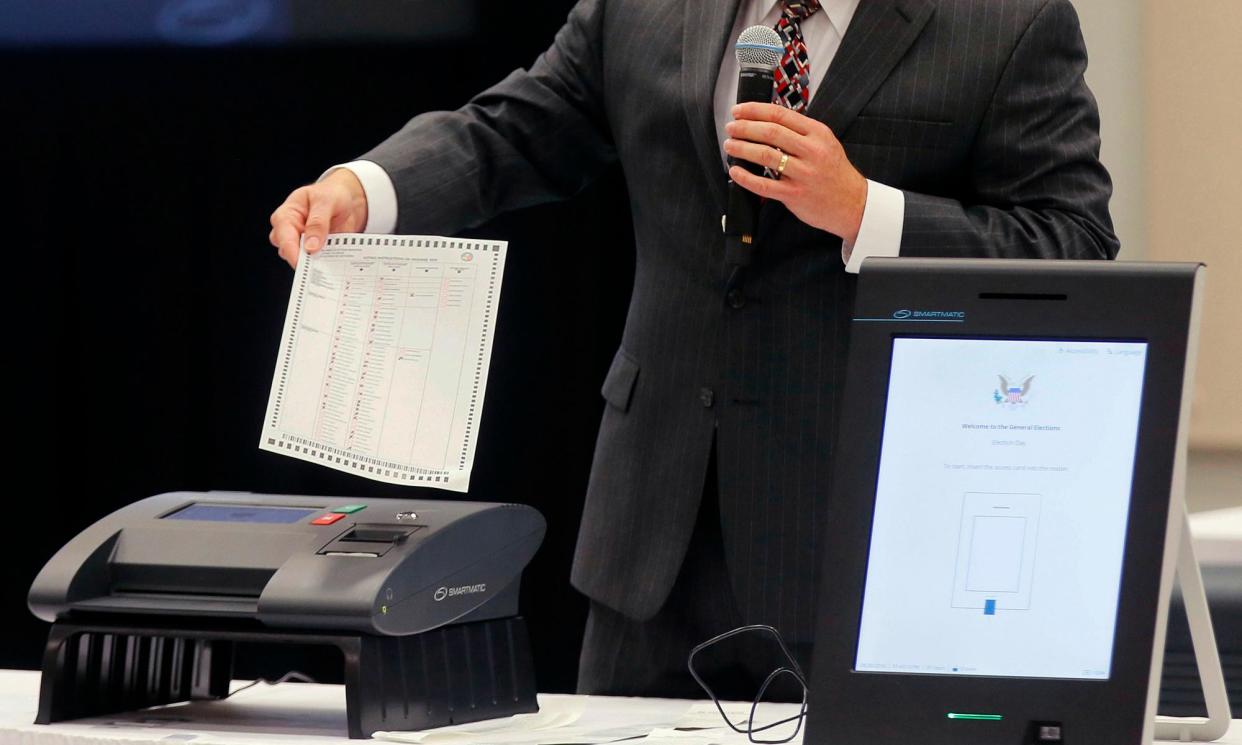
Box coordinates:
[723,25,782,270]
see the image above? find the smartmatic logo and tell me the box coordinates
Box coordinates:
[892,309,965,320]
[433,583,487,602]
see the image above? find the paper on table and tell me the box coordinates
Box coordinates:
[662,701,805,744]
[374,695,695,745]
[672,702,753,730]
[260,234,507,491]
[376,698,588,743]
[639,729,726,744]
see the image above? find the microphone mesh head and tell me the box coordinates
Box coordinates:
[735,25,782,69]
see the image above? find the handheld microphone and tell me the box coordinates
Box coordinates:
[724,25,782,271]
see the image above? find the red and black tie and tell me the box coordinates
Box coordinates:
[773,0,821,113]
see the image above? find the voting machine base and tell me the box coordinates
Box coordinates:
[35,614,539,739]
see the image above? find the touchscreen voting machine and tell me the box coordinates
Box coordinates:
[807,260,1231,745]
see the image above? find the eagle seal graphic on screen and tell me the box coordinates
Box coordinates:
[997,375,1034,405]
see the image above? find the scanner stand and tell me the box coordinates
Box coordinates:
[34,614,538,739]
[1155,506,1232,742]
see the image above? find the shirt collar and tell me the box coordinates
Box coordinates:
[821,0,861,35]
[762,0,861,36]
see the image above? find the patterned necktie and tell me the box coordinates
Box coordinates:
[773,0,822,112]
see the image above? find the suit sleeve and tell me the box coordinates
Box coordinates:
[899,0,1120,260]
[359,0,615,236]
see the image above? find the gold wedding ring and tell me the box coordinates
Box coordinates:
[776,150,790,176]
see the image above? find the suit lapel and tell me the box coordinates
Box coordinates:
[682,0,744,212]
[807,0,935,136]
[755,0,934,241]
[685,0,935,230]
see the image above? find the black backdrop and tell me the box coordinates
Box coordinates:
[4,0,634,694]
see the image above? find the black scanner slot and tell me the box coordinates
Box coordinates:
[341,527,415,544]
[110,565,273,597]
[319,524,421,557]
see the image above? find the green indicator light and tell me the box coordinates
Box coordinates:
[947,713,1003,721]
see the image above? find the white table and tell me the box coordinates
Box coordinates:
[0,669,1238,744]
[0,669,778,744]
[4,510,1236,742]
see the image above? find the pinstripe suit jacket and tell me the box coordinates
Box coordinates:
[362,0,1118,643]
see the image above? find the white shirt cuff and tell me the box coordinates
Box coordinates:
[320,160,398,234]
[842,180,905,273]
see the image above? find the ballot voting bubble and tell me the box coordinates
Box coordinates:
[854,337,1147,681]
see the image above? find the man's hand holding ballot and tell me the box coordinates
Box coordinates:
[269,168,368,267]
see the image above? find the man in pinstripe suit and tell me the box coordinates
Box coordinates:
[269,0,1118,698]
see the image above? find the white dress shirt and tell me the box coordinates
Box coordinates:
[333,0,903,272]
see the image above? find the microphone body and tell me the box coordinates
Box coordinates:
[724,66,775,267]
[724,27,782,271]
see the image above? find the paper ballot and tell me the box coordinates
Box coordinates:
[260,234,507,491]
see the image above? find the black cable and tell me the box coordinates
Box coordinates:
[224,670,317,699]
[686,624,808,744]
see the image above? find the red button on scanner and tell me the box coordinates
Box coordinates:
[311,513,346,525]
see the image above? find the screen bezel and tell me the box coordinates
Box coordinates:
[806,259,1199,745]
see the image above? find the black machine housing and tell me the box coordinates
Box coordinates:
[28,491,546,738]
[806,259,1203,745]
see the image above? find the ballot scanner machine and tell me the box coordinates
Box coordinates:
[28,492,546,738]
